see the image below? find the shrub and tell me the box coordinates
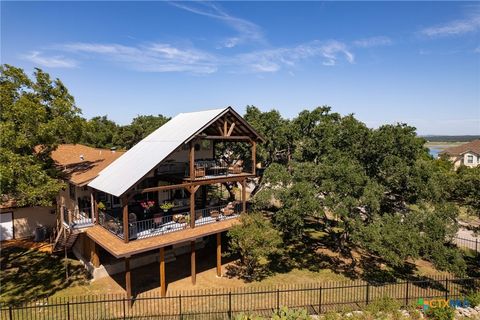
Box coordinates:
[424,307,454,320]
[272,306,311,320]
[364,296,401,314]
[234,313,264,320]
[467,290,480,307]
[227,212,283,280]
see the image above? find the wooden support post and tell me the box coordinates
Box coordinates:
[159,247,166,297]
[251,140,257,175]
[216,232,222,277]
[242,179,247,213]
[191,241,196,285]
[90,239,100,268]
[189,142,195,180]
[125,257,132,299]
[188,185,199,229]
[91,192,99,224]
[122,196,129,243]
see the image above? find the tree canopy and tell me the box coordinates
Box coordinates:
[0,65,83,206]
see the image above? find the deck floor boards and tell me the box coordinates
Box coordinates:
[86,218,240,258]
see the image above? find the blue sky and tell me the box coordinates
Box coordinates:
[2,1,479,135]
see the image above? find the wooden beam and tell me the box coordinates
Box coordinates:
[199,135,252,141]
[226,122,236,136]
[159,247,166,297]
[252,140,257,176]
[216,232,221,277]
[189,142,195,180]
[217,125,224,136]
[191,241,196,285]
[223,120,228,137]
[91,239,100,268]
[242,178,247,213]
[125,257,132,299]
[138,175,254,194]
[122,196,129,243]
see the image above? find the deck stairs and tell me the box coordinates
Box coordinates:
[52,226,80,253]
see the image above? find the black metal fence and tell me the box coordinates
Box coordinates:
[1,276,478,320]
[455,236,479,254]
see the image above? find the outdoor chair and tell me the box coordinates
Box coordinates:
[210,210,220,220]
[221,203,235,216]
[228,160,243,174]
[153,213,163,227]
[194,165,206,178]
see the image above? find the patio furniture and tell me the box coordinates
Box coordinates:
[208,166,228,176]
[173,214,186,223]
[194,165,205,178]
[153,213,163,227]
[210,210,220,220]
[228,160,243,174]
[221,203,235,216]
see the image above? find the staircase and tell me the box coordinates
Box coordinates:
[52,226,80,253]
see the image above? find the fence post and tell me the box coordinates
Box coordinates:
[276,289,280,312]
[123,297,126,320]
[365,283,370,306]
[445,278,449,301]
[228,291,232,320]
[405,281,409,307]
[67,301,70,320]
[179,294,182,320]
[318,286,323,315]
[8,306,12,320]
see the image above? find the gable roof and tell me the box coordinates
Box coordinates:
[1,144,124,209]
[88,107,263,197]
[52,144,125,186]
[440,139,480,156]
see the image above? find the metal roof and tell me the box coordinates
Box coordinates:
[88,107,229,197]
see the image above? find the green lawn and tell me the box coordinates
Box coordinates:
[0,245,89,304]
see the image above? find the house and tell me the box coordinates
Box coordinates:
[0,144,124,242]
[58,107,263,298]
[439,139,480,169]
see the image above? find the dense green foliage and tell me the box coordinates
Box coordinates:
[0,65,83,206]
[424,306,455,320]
[248,105,477,275]
[0,65,169,206]
[228,212,283,280]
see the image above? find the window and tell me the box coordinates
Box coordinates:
[467,155,474,164]
[69,183,76,199]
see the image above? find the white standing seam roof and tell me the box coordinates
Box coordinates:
[88,107,228,197]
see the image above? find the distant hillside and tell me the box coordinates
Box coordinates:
[421,135,480,142]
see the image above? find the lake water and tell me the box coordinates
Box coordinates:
[429,147,442,158]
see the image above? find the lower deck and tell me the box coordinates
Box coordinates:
[86,217,240,258]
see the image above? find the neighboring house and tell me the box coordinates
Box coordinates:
[0,144,124,242]
[61,107,263,298]
[440,139,480,169]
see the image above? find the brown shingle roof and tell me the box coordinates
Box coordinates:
[51,144,125,186]
[441,139,480,156]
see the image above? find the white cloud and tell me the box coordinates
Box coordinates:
[22,51,77,68]
[236,40,354,73]
[58,42,218,74]
[353,36,392,48]
[27,37,360,74]
[419,11,480,37]
[169,1,264,48]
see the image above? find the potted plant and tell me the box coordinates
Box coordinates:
[160,202,174,213]
[140,200,155,214]
[97,202,106,223]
